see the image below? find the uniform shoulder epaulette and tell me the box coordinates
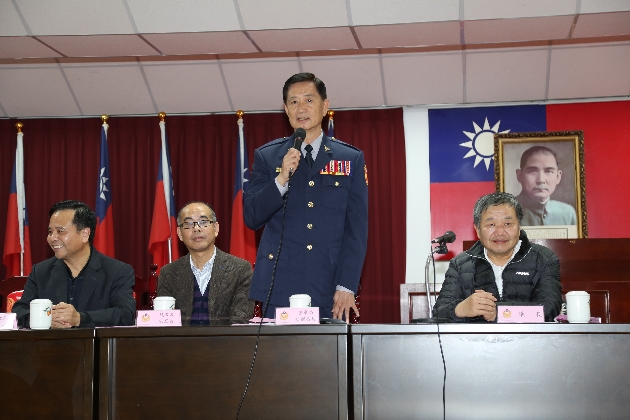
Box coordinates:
[328,137,362,152]
[258,136,290,151]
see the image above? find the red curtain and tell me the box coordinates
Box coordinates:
[0,109,406,323]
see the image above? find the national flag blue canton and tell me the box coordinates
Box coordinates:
[95,125,112,219]
[327,116,334,138]
[429,105,547,183]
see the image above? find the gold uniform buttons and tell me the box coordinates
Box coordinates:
[307,224,313,229]
[268,254,274,260]
[308,202,314,208]
[309,181,314,186]
[335,181,339,186]
[307,245,313,250]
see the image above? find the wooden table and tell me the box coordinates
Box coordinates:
[97,324,348,420]
[352,324,630,420]
[0,328,95,420]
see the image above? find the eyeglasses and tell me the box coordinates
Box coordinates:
[178,220,215,229]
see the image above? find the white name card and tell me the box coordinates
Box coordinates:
[275,307,320,325]
[136,310,182,327]
[0,313,18,330]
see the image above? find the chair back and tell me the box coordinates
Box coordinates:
[6,290,23,313]
[1,276,28,312]
[400,283,442,323]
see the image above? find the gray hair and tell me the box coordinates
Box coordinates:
[177,201,217,225]
[473,192,523,228]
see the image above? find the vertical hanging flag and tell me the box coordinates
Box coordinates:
[229,111,256,266]
[327,110,335,138]
[94,115,115,258]
[148,112,180,273]
[3,122,32,277]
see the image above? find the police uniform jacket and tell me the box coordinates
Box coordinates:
[244,134,368,316]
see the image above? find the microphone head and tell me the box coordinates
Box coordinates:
[294,128,306,140]
[443,231,456,243]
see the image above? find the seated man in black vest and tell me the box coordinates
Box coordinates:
[433,192,562,322]
[13,200,136,328]
[157,202,254,325]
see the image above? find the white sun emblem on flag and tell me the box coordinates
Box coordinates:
[460,117,510,170]
[99,167,109,200]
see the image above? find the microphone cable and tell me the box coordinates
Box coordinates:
[236,169,296,420]
[432,249,447,420]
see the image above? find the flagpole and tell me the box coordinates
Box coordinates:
[16,122,24,276]
[236,110,245,181]
[158,112,173,264]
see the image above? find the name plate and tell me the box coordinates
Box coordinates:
[275,307,320,325]
[497,305,544,323]
[0,313,18,330]
[136,310,182,327]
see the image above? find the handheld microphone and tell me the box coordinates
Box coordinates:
[289,128,306,178]
[431,231,456,244]
[293,128,305,150]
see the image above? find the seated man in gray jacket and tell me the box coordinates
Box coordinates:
[157,202,254,325]
[433,192,562,322]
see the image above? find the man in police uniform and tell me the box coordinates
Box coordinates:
[244,72,368,322]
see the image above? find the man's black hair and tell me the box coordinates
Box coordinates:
[49,200,96,244]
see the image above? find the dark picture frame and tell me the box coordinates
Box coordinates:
[494,131,587,239]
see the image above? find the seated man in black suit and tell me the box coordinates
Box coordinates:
[13,200,136,328]
[157,202,254,325]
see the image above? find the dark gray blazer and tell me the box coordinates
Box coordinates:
[156,248,254,325]
[12,248,136,328]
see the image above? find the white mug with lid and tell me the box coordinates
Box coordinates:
[289,294,311,308]
[153,296,176,310]
[566,291,590,323]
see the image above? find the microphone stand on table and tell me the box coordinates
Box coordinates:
[412,241,451,323]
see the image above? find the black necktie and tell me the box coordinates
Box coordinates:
[305,144,314,168]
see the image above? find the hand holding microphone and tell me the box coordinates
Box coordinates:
[278,128,306,184]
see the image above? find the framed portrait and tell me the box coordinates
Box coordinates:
[494,131,587,239]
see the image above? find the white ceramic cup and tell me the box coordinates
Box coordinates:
[153,296,176,310]
[566,291,590,323]
[289,294,311,308]
[30,299,53,329]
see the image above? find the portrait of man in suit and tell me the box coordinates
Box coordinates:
[501,141,578,228]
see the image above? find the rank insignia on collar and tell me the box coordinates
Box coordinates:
[324,145,331,152]
[320,160,352,176]
[276,167,282,173]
